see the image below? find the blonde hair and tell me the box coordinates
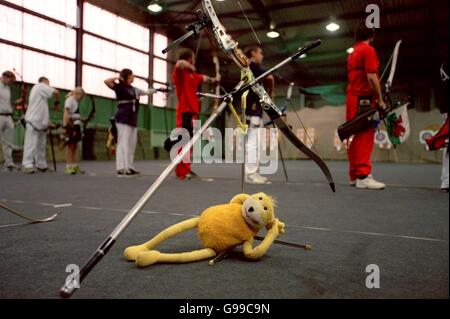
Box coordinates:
[68,87,86,100]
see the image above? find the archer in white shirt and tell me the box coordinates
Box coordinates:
[0,70,17,170]
[22,77,60,173]
[62,87,86,175]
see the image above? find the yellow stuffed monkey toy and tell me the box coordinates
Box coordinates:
[124,192,285,268]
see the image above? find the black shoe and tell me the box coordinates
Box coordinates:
[185,171,200,180]
[116,169,139,178]
[183,171,214,182]
[117,170,130,178]
[441,188,449,193]
[37,167,49,173]
[128,169,141,176]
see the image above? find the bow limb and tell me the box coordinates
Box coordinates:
[289,92,320,155]
[206,32,221,110]
[265,104,336,192]
[12,69,27,118]
[385,40,402,94]
[381,40,402,113]
[83,95,96,131]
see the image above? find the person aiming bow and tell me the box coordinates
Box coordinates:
[61,87,86,175]
[171,48,220,181]
[22,76,60,174]
[104,69,160,178]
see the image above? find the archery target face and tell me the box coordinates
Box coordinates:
[375,130,389,145]
[419,130,436,145]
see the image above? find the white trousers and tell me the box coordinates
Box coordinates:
[245,116,263,175]
[116,123,137,171]
[0,116,14,167]
[442,146,449,189]
[22,123,48,169]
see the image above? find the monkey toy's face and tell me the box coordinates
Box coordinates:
[242,193,275,230]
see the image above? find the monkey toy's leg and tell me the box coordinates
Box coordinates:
[136,248,217,268]
[124,217,200,261]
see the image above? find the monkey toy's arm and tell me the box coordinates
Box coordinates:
[229,193,250,205]
[243,219,286,260]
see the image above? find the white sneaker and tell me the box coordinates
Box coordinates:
[245,173,267,185]
[255,173,272,184]
[356,176,386,190]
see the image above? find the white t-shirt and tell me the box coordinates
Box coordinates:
[25,82,56,130]
[65,96,81,125]
[0,81,12,114]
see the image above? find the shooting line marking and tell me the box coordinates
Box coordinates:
[1,199,447,243]
[53,203,73,208]
[288,224,448,243]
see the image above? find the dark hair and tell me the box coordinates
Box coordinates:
[355,21,375,42]
[244,45,262,59]
[119,69,133,83]
[39,76,49,83]
[2,71,15,80]
[178,48,195,61]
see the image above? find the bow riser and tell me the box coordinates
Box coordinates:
[203,0,237,53]
[203,0,282,115]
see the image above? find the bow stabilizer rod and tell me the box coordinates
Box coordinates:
[197,41,322,104]
[236,40,321,97]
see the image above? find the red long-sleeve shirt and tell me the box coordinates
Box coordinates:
[173,66,204,127]
[347,41,380,97]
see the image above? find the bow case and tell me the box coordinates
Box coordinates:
[338,100,409,142]
[337,106,380,142]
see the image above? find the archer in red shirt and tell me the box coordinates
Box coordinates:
[346,22,386,190]
[172,48,219,180]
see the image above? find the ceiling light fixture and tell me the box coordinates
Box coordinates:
[147,2,163,13]
[266,21,280,39]
[346,47,354,54]
[267,30,280,39]
[326,22,340,32]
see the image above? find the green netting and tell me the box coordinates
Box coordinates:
[300,83,347,106]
